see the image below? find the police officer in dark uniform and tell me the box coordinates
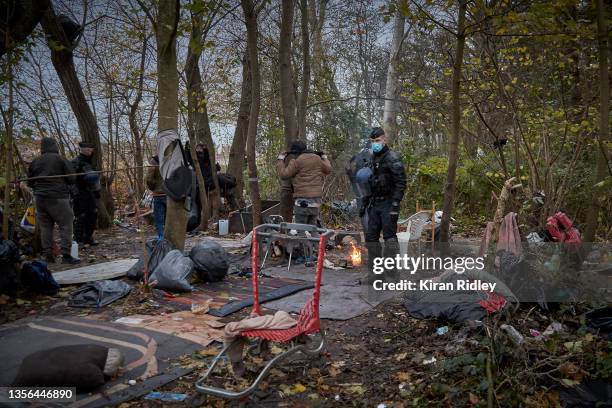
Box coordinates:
[363,127,407,273]
[72,141,100,245]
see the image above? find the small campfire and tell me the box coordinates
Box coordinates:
[348,242,362,266]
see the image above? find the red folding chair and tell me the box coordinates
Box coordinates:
[195,223,332,399]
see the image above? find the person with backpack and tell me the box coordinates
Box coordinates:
[71,141,101,246]
[27,137,79,264]
[276,140,332,227]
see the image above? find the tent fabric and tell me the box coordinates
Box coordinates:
[68,280,132,308]
[497,212,522,256]
[158,129,183,181]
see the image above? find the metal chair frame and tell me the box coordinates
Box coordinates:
[195,223,333,400]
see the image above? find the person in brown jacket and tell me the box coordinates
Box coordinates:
[145,155,166,238]
[276,141,332,227]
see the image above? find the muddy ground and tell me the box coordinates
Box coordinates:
[1,225,610,407]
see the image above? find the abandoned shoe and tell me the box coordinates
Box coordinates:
[61,254,80,264]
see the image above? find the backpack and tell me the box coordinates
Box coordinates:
[21,261,60,295]
[162,140,193,201]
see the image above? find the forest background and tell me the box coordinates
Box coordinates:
[1,0,610,248]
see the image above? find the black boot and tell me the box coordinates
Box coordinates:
[61,254,80,264]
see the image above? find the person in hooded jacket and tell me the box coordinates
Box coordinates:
[276,140,332,227]
[27,137,79,264]
[71,141,101,246]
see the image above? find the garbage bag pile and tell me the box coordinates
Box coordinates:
[149,249,194,292]
[190,239,229,282]
[127,238,174,280]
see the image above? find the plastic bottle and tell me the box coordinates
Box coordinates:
[70,241,79,259]
[218,219,229,235]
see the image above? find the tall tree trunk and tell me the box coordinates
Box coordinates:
[186,10,221,229]
[227,53,251,206]
[128,34,148,197]
[279,0,298,143]
[297,0,310,140]
[279,0,298,223]
[382,10,405,146]
[156,0,185,249]
[40,4,113,228]
[584,0,610,242]
[241,0,262,226]
[439,0,466,243]
[1,48,14,240]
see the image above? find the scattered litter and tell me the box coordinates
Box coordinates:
[526,232,544,243]
[144,392,188,402]
[115,317,144,325]
[377,404,388,408]
[501,324,524,345]
[436,326,449,336]
[323,259,345,270]
[543,321,564,337]
[128,379,137,386]
[530,329,542,338]
[191,299,212,315]
[422,356,437,365]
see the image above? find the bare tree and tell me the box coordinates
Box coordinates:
[241,0,263,226]
[40,2,113,227]
[439,0,466,243]
[227,53,251,206]
[584,0,610,242]
[154,0,185,249]
[296,0,311,140]
[382,9,405,146]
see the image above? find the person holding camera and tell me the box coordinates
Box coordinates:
[276,140,332,227]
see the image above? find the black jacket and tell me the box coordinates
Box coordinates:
[28,138,75,198]
[370,145,406,203]
[71,153,97,199]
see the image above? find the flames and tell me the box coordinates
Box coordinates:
[349,242,362,266]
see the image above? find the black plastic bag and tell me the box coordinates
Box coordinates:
[21,261,60,295]
[186,171,200,232]
[189,240,229,282]
[405,292,489,323]
[0,239,21,296]
[149,250,194,292]
[0,238,19,261]
[127,238,174,280]
[586,307,612,340]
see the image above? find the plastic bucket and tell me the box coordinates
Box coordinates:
[218,219,229,236]
[397,231,411,257]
